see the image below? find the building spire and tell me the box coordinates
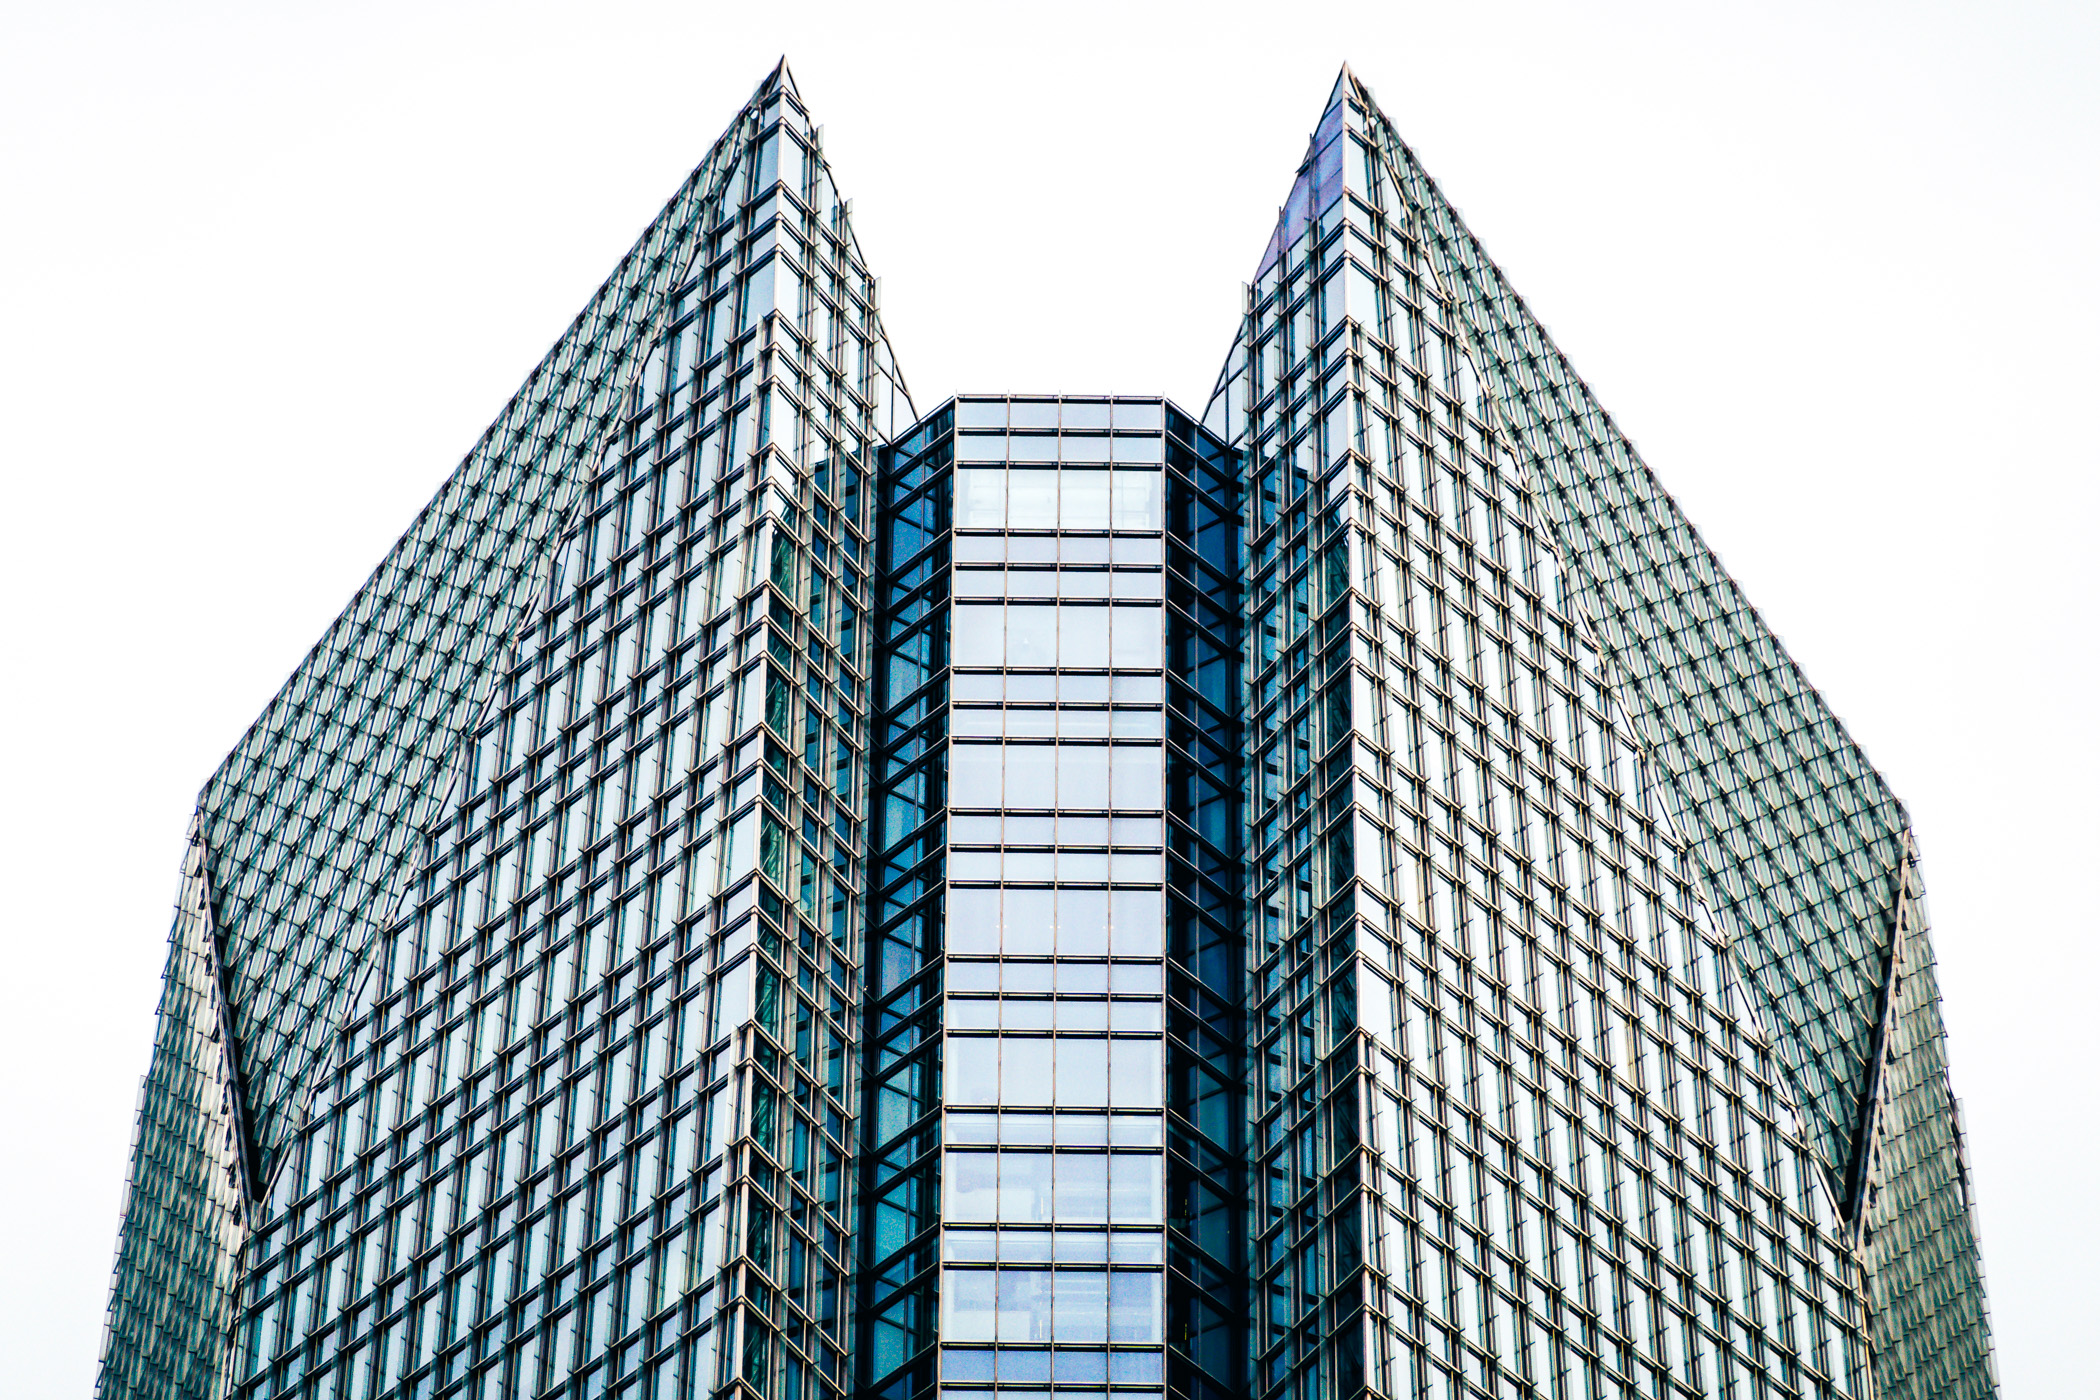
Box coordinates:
[765,54,803,100]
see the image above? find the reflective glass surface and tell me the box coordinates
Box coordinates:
[884,398,1182,1400]
[1200,68,1991,1400]
[102,61,1990,1400]
[102,64,913,1400]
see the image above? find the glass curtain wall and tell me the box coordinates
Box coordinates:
[98,62,789,1400]
[157,67,915,1400]
[1205,76,1878,1400]
[862,405,957,1400]
[1156,407,1247,1400]
[862,395,1239,1400]
[99,59,1994,1400]
[1350,76,1995,1400]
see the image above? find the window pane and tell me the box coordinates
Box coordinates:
[1108,963,1162,996]
[1008,605,1059,667]
[998,1151,1054,1222]
[1112,402,1163,430]
[1006,745,1055,808]
[1061,470,1112,529]
[942,1268,998,1341]
[1004,887,1056,955]
[1107,1271,1162,1342]
[949,887,1002,955]
[1057,747,1111,809]
[1002,1037,1056,1104]
[1056,888,1110,956]
[1055,1039,1109,1106]
[946,1229,999,1262]
[948,1038,998,1104]
[1058,607,1111,668]
[950,850,1001,881]
[1112,535,1163,565]
[1053,1271,1108,1343]
[1011,401,1058,429]
[999,1351,1053,1385]
[1109,606,1163,668]
[1060,850,1111,882]
[1109,851,1162,882]
[999,1269,1054,1342]
[946,1152,999,1222]
[1062,402,1110,429]
[1056,963,1108,994]
[1055,1153,1110,1223]
[1109,1041,1161,1107]
[1110,890,1162,956]
[1008,814,1056,843]
[712,958,753,1040]
[1109,1155,1162,1223]
[955,468,1007,528]
[1058,1350,1110,1384]
[1110,471,1163,525]
[1005,851,1056,882]
[1008,471,1059,526]
[1109,750,1162,810]
[951,743,1003,808]
[1001,1231,1053,1264]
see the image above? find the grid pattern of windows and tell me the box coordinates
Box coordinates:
[1357,74,1993,1400]
[105,64,914,1400]
[930,398,1180,1400]
[100,65,778,1400]
[861,399,1242,1400]
[102,60,1993,1400]
[101,821,258,1400]
[1851,846,1992,1400]
[1204,75,1899,1400]
[1156,406,1247,1400]
[861,407,954,1400]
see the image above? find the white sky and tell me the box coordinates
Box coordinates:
[2,2,2092,1395]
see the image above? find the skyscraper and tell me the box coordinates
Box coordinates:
[99,61,1993,1400]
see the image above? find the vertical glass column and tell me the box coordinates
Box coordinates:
[863,407,958,1400]
[1157,405,1245,1400]
[935,397,1173,1400]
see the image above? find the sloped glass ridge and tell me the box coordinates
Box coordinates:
[1204,68,1991,1400]
[101,62,912,1400]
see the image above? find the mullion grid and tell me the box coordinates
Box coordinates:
[932,397,1177,1400]
[1355,74,1988,1400]
[1160,409,1248,1400]
[1216,83,1868,1400]
[218,77,904,1400]
[103,82,771,1400]
[859,406,955,1400]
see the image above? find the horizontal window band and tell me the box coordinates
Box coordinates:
[940,1031,1164,1040]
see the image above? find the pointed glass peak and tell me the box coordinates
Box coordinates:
[1321,65,1351,124]
[1256,66,1369,275]
[764,56,803,101]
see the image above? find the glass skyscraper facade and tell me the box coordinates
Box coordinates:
[864,396,1244,1400]
[99,62,1993,1400]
